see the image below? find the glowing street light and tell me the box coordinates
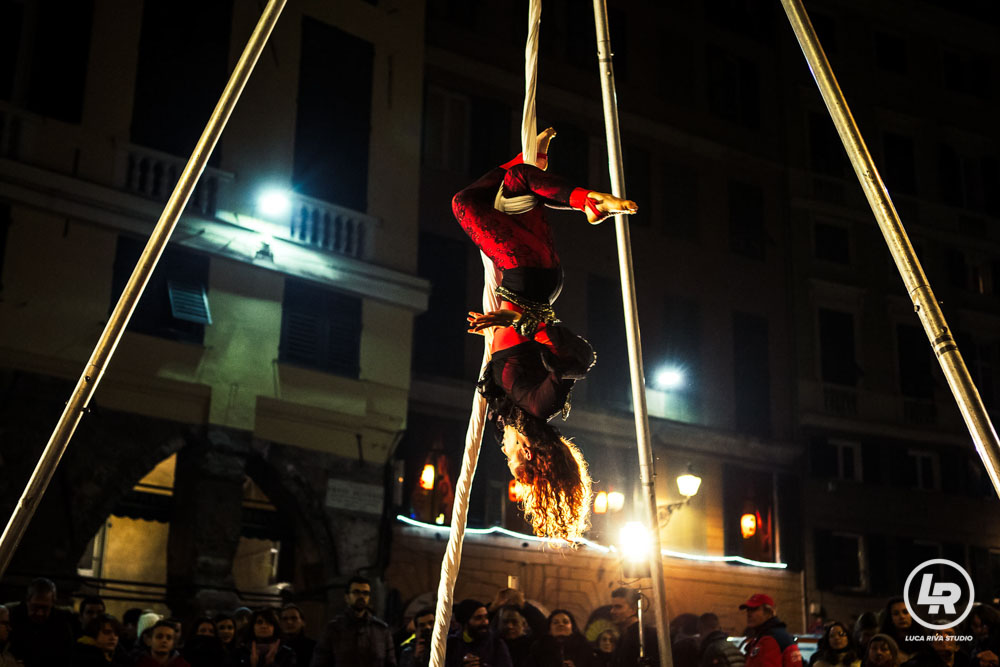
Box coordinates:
[654,366,685,390]
[419,463,435,491]
[741,513,757,539]
[619,521,652,563]
[676,472,702,498]
[257,189,291,218]
[594,491,608,514]
[607,491,625,512]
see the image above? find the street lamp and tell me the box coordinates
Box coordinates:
[257,188,291,219]
[658,464,702,527]
[654,366,685,390]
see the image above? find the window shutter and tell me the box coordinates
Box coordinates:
[167,280,211,325]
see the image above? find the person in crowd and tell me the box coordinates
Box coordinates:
[740,593,802,667]
[854,614,880,660]
[234,608,253,639]
[8,576,76,666]
[812,622,860,667]
[191,618,215,638]
[232,608,296,667]
[879,598,917,663]
[928,626,969,667]
[975,651,999,667]
[498,605,533,667]
[593,629,618,667]
[76,597,107,638]
[445,599,512,667]
[280,605,315,667]
[969,606,1000,663]
[72,613,128,666]
[610,586,658,667]
[311,576,395,667]
[861,635,898,667]
[489,589,547,638]
[181,616,229,667]
[135,620,190,667]
[526,609,595,667]
[672,614,701,667]
[399,608,435,667]
[121,609,144,653]
[216,613,239,655]
[0,605,18,667]
[698,612,744,667]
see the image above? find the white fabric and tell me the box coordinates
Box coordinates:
[494,184,538,215]
[428,3,541,667]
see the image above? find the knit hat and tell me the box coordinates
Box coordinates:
[867,633,900,664]
[136,611,162,639]
[453,599,485,626]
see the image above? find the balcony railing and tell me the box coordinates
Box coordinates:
[115,144,234,218]
[823,385,859,417]
[286,192,377,261]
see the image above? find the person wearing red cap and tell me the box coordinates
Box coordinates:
[739,594,802,667]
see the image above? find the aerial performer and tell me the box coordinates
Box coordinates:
[453,127,638,541]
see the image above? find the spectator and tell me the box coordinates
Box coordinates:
[444,599,511,667]
[929,627,968,667]
[121,608,144,652]
[975,652,999,667]
[526,609,596,667]
[311,576,395,667]
[672,614,700,667]
[0,605,17,667]
[854,615,880,659]
[280,605,316,667]
[234,608,253,639]
[739,593,802,667]
[135,620,191,667]
[969,606,1000,662]
[191,617,216,638]
[181,616,229,667]
[594,629,618,667]
[610,587,658,667]
[233,608,296,667]
[399,608,435,667]
[879,599,917,663]
[215,613,238,655]
[698,612,745,667]
[8,576,75,666]
[812,622,860,667]
[489,589,547,638]
[76,596,106,638]
[861,635,898,667]
[72,613,128,666]
[498,605,533,667]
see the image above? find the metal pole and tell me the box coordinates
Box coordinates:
[592,3,672,665]
[0,0,288,577]
[779,0,1000,497]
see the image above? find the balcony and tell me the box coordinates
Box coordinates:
[114,144,234,219]
[286,192,377,261]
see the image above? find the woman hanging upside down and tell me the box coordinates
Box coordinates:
[453,127,637,541]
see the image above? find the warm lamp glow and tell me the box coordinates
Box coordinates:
[419,464,435,491]
[740,513,757,539]
[607,491,625,512]
[594,491,608,514]
[619,522,652,563]
[676,473,702,498]
[508,480,525,502]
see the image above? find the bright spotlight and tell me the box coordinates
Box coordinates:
[654,367,685,390]
[258,189,291,218]
[594,491,608,514]
[619,521,651,563]
[607,491,625,512]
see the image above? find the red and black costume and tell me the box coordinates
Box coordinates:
[452,155,596,425]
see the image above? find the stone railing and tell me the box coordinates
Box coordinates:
[823,385,858,417]
[115,144,234,218]
[286,192,378,261]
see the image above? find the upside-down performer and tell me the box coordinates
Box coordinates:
[452,128,637,541]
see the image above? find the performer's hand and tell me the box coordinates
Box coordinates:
[467,310,520,333]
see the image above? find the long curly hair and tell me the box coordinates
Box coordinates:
[497,410,592,542]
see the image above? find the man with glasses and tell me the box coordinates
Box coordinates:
[311,575,396,667]
[8,577,75,666]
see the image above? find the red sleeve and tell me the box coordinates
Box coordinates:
[499,152,548,171]
[758,636,783,667]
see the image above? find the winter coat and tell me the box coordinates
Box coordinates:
[700,630,747,667]
[743,618,802,667]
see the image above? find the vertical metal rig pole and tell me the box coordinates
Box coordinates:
[779,0,1000,497]
[0,0,288,577]
[592,2,673,665]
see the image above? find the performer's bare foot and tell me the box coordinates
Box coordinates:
[535,127,556,169]
[583,191,638,224]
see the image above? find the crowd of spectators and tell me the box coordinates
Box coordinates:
[1,575,997,667]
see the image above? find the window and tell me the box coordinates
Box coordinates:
[423,86,470,173]
[815,531,866,591]
[938,145,997,215]
[623,145,651,228]
[831,439,862,481]
[468,96,510,178]
[906,450,941,491]
[131,0,231,162]
[729,180,765,260]
[706,48,760,129]
[722,465,775,563]
[897,324,933,398]
[23,0,94,123]
[956,334,999,414]
[943,50,992,100]
[733,311,770,437]
[874,32,908,74]
[0,0,24,101]
[280,278,362,378]
[809,112,846,177]
[660,160,699,240]
[659,295,700,391]
[111,236,211,344]
[818,309,858,386]
[293,19,373,211]
[585,274,630,410]
[814,222,850,264]
[413,233,467,379]
[882,132,916,194]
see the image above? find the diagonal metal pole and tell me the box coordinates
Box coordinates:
[0,0,288,577]
[779,0,1000,497]
[592,2,672,665]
